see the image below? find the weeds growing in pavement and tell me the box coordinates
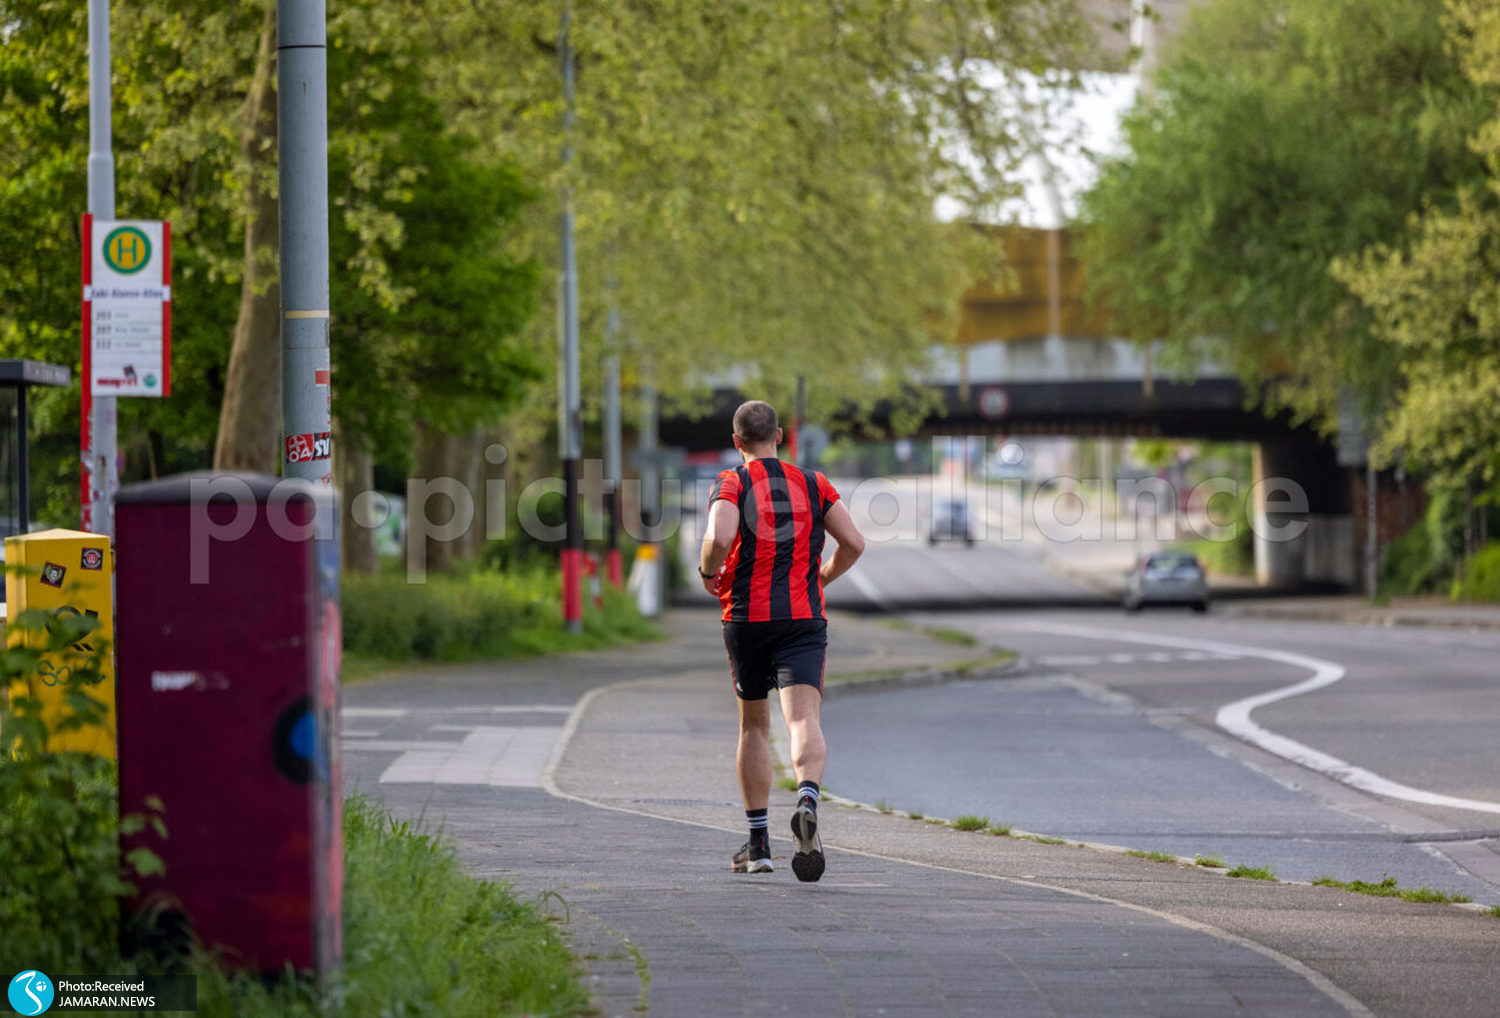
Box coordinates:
[875,799,892,814]
[1026,835,1067,846]
[1312,876,1471,904]
[880,618,979,647]
[1126,850,1178,863]
[1195,854,1226,869]
[907,810,924,821]
[1489,906,1500,918]
[1227,865,1276,880]
[951,815,989,832]
[775,778,798,792]
[987,821,1013,837]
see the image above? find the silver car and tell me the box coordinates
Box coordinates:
[928,498,974,547]
[1124,551,1209,613]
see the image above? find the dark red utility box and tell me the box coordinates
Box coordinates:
[115,472,341,976]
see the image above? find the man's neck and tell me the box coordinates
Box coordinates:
[740,445,779,463]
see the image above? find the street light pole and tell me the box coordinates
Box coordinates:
[558,6,583,633]
[84,0,117,536]
[277,0,333,488]
[603,303,623,588]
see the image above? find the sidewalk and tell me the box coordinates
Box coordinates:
[344,608,1500,1018]
[1219,595,1500,631]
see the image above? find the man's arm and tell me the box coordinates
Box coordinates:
[699,498,738,594]
[819,500,866,587]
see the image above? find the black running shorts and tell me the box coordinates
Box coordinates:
[722,618,828,700]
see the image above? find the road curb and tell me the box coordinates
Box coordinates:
[1221,605,1500,632]
[822,653,1028,700]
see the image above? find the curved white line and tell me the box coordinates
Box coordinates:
[1023,621,1500,816]
[541,673,1370,1018]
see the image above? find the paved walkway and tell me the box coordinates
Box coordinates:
[342,608,1500,1018]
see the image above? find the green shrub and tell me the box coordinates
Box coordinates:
[342,564,658,664]
[0,600,162,975]
[1451,541,1500,602]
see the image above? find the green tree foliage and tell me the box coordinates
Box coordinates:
[0,0,540,517]
[1335,1,1500,490]
[1080,0,1490,430]
[437,1,1095,424]
[4,1,1100,526]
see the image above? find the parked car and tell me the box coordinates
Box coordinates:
[928,498,974,547]
[1123,551,1209,613]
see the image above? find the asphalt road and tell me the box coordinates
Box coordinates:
[787,480,1500,904]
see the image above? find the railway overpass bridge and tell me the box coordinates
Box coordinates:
[659,228,1381,591]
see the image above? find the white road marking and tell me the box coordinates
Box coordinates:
[342,707,408,718]
[1037,650,1241,669]
[379,725,563,787]
[1021,621,1500,817]
[844,564,891,608]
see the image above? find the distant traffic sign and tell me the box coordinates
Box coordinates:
[83,215,171,398]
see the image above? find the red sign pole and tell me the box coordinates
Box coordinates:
[80,213,94,531]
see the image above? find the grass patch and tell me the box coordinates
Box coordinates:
[1025,835,1067,846]
[774,777,798,792]
[1125,849,1178,863]
[1227,864,1276,880]
[874,799,892,814]
[1489,906,1500,918]
[1313,875,1471,904]
[1195,854,1226,869]
[342,565,658,677]
[987,821,1013,837]
[906,810,924,821]
[951,815,989,832]
[924,817,947,825]
[881,618,980,647]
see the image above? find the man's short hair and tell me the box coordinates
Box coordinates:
[733,400,779,445]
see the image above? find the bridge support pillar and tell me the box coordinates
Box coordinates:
[1251,442,1310,588]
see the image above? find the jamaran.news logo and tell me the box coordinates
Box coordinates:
[8,970,55,1015]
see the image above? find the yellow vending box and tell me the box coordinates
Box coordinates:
[6,529,115,757]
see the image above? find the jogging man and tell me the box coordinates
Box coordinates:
[699,400,866,881]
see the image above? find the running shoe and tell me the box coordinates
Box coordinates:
[790,803,824,882]
[732,839,773,873]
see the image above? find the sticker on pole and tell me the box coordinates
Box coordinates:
[285,431,332,464]
[83,216,171,398]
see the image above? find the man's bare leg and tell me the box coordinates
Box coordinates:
[780,683,827,882]
[733,697,775,873]
[737,696,773,810]
[778,684,826,785]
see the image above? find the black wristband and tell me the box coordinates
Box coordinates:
[699,567,717,579]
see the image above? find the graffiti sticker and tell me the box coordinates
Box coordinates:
[285,431,332,464]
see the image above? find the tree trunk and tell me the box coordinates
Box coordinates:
[337,422,378,574]
[460,429,487,559]
[408,422,464,575]
[213,7,281,473]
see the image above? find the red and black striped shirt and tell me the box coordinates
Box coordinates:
[708,459,841,623]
